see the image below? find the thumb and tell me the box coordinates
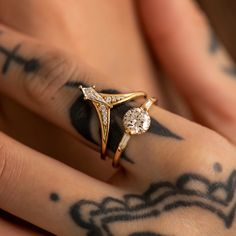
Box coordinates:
[138,0,236,144]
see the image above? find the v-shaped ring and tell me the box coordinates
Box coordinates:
[79,85,146,159]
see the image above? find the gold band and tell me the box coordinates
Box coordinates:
[79,85,147,159]
[112,97,157,168]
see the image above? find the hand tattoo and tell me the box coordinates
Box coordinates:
[209,30,236,78]
[69,84,183,163]
[49,165,236,235]
[129,233,167,236]
[0,33,183,164]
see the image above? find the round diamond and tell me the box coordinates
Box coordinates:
[123,108,151,135]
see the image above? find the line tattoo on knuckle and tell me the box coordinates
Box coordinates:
[0,36,40,75]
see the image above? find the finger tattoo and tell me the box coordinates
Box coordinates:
[49,165,236,235]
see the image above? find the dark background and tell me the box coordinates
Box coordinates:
[198,0,236,60]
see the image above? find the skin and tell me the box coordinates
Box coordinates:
[0,0,162,181]
[0,0,236,235]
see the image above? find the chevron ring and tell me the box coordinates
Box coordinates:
[79,85,146,160]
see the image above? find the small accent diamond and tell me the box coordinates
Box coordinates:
[105,97,112,103]
[82,87,104,103]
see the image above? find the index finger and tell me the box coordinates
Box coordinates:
[0,25,173,163]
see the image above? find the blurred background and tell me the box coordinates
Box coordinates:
[198,0,236,61]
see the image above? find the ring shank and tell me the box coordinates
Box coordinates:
[112,97,157,168]
[112,133,131,167]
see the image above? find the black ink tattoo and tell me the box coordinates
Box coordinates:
[209,30,236,78]
[209,31,219,54]
[213,162,223,173]
[0,43,40,74]
[55,169,236,235]
[222,66,236,77]
[0,37,182,163]
[129,232,166,236]
[65,80,81,88]
[69,83,183,163]
[50,193,60,202]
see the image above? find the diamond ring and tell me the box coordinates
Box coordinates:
[79,85,146,159]
[112,97,157,167]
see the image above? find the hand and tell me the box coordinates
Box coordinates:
[0,19,236,236]
[0,0,158,179]
[2,0,235,235]
[138,0,236,143]
[0,1,163,234]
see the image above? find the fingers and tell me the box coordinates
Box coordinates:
[0,132,118,235]
[0,212,49,236]
[0,24,156,161]
[119,102,236,184]
[0,24,110,157]
[1,97,236,236]
[0,220,38,236]
[0,25,96,145]
[138,0,236,144]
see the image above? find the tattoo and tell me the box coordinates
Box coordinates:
[209,31,219,54]
[65,80,81,88]
[50,193,60,202]
[222,66,236,77]
[0,36,182,163]
[129,232,166,236]
[69,83,183,163]
[209,30,236,78]
[0,43,40,74]
[49,167,236,235]
[213,162,223,173]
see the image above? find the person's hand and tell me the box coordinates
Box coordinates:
[0,20,236,236]
[138,0,236,144]
[0,1,169,234]
[0,0,159,180]
[1,0,236,235]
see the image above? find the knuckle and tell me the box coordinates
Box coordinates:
[0,135,24,201]
[22,50,81,105]
[0,145,7,181]
[170,128,231,174]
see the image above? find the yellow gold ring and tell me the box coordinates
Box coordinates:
[79,85,146,159]
[113,97,157,168]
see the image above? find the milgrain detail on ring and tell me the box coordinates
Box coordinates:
[53,169,236,236]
